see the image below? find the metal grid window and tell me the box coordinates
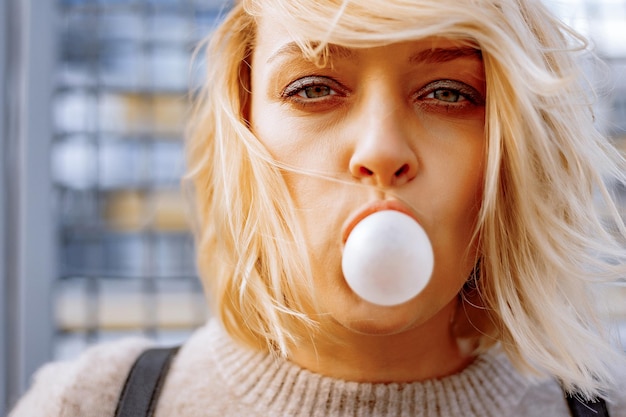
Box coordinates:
[51,0,230,360]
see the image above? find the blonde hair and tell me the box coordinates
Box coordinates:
[186,0,626,399]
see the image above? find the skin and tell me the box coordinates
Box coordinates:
[249,15,487,382]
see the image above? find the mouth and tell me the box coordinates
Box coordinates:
[341,200,420,244]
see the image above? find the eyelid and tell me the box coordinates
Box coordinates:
[281,75,347,98]
[416,79,485,105]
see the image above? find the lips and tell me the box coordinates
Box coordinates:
[341,200,420,244]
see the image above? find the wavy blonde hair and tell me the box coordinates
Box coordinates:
[186,0,626,399]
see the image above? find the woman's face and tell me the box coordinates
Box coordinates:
[249,16,486,336]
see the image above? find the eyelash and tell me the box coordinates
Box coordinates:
[416,80,485,107]
[281,76,346,102]
[281,76,484,109]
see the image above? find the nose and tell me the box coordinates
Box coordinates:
[349,102,418,188]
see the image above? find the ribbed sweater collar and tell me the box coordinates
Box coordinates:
[206,321,533,417]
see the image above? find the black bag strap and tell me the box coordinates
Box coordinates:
[114,346,180,417]
[565,392,610,417]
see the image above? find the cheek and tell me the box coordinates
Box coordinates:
[251,97,348,171]
[251,120,350,252]
[430,188,481,279]
[440,190,482,291]
[429,120,485,225]
[252,112,349,210]
[423,124,485,275]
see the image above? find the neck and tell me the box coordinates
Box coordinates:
[288,301,474,383]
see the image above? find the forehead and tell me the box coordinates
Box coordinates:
[253,14,482,67]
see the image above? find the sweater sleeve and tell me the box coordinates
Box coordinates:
[8,337,152,417]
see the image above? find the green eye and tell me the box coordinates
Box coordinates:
[432,89,465,103]
[283,76,343,101]
[300,85,334,99]
[418,80,484,107]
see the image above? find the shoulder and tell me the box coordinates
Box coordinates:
[9,337,153,417]
[155,321,238,416]
[606,363,626,417]
[513,367,626,417]
[513,378,571,417]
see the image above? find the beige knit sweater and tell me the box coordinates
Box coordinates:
[9,320,626,417]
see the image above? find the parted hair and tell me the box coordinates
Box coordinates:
[185,0,626,399]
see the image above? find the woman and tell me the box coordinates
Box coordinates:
[10,0,626,416]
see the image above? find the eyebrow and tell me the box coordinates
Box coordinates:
[409,47,482,64]
[266,42,355,64]
[266,42,481,65]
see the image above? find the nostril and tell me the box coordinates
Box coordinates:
[360,166,374,176]
[394,164,409,177]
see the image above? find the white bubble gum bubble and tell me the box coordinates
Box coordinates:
[341,210,434,306]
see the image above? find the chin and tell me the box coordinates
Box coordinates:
[332,299,432,336]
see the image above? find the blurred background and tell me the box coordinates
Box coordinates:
[0,0,625,414]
